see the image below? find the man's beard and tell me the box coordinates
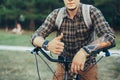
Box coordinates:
[67,6,77,11]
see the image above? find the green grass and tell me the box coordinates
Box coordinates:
[0,50,120,80]
[0,30,33,46]
[0,30,56,47]
[0,29,120,49]
[113,31,120,49]
[97,56,120,80]
[0,50,56,80]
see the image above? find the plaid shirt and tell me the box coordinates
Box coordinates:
[32,4,114,65]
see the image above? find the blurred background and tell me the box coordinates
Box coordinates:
[0,0,120,31]
[0,0,120,80]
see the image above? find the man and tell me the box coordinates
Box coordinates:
[31,0,115,80]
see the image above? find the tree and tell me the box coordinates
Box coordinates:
[0,0,63,30]
[94,0,120,29]
[0,0,119,30]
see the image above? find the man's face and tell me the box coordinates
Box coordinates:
[63,0,80,10]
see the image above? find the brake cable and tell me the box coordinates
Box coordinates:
[37,53,58,80]
[32,49,59,80]
[33,52,41,80]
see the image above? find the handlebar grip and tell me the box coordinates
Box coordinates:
[103,49,110,57]
[31,47,39,54]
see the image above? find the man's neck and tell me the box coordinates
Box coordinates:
[67,6,79,19]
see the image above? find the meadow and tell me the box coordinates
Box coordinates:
[0,30,120,49]
[0,29,120,80]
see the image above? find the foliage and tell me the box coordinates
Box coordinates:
[94,0,120,29]
[0,0,120,30]
[0,0,63,29]
[0,0,63,20]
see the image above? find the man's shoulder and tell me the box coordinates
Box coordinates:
[54,7,66,13]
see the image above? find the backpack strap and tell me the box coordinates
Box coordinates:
[82,4,95,40]
[55,7,65,30]
[82,4,92,28]
[55,4,92,29]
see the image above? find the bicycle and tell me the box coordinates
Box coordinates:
[30,47,112,80]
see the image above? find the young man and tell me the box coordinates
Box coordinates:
[31,0,115,80]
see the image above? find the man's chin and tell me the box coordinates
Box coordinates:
[67,7,77,11]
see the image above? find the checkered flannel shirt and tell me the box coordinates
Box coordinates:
[31,4,115,65]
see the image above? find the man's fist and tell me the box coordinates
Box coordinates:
[71,48,89,73]
[47,33,64,55]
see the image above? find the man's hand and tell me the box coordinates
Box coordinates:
[47,33,64,55]
[71,48,89,73]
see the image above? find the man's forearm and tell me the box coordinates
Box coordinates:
[83,34,115,55]
[33,36,45,48]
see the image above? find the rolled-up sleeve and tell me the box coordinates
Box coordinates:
[83,6,116,55]
[31,9,59,45]
[90,5,115,44]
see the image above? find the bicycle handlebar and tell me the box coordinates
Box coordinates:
[31,47,111,64]
[31,47,71,63]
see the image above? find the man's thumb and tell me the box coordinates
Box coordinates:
[56,33,63,41]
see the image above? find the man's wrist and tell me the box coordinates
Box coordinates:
[42,40,49,51]
[77,48,89,57]
[83,47,91,55]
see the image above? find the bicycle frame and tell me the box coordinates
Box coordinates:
[30,47,111,80]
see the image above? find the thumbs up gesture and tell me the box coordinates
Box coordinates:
[47,33,64,55]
